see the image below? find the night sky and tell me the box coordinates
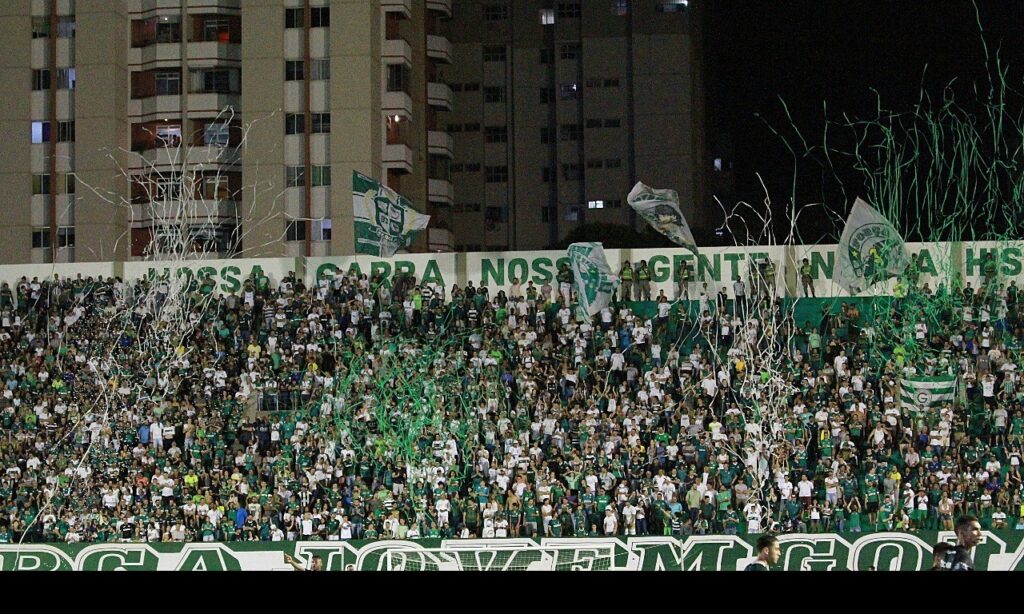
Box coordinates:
[705,0,1024,242]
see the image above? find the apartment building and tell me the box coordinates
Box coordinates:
[0,0,452,264]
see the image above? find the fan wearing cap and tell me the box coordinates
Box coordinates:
[744,534,780,571]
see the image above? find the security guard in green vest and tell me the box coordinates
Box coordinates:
[637,260,652,301]
[619,261,634,301]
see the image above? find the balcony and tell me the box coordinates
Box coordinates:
[188,41,242,64]
[383,91,414,116]
[427,227,453,252]
[188,92,241,115]
[381,0,413,18]
[383,38,413,67]
[426,0,452,17]
[427,82,452,110]
[129,95,182,119]
[133,199,239,225]
[428,130,454,157]
[428,178,453,204]
[383,144,414,174]
[130,43,183,66]
[426,35,452,63]
[139,145,241,167]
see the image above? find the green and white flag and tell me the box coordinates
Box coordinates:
[352,171,430,257]
[835,197,909,294]
[567,242,620,318]
[900,375,956,413]
[627,181,698,253]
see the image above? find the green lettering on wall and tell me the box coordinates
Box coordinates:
[370,261,393,281]
[555,257,570,273]
[482,259,504,286]
[649,255,670,283]
[220,267,241,293]
[508,258,529,285]
[810,251,834,280]
[346,263,363,278]
[316,263,339,282]
[697,254,721,282]
[965,248,992,276]
[723,253,745,281]
[531,258,554,284]
[1001,247,1022,276]
[394,261,415,278]
[421,260,445,286]
[917,249,938,276]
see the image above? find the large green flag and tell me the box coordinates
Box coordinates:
[352,171,430,257]
[567,242,620,318]
[900,375,956,414]
[835,197,909,294]
[626,181,698,254]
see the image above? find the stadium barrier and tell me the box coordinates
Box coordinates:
[2,532,1022,570]
[0,241,1017,300]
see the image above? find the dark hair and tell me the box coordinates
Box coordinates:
[932,542,952,558]
[756,534,778,552]
[955,515,979,533]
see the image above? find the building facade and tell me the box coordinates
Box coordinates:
[441,0,706,251]
[0,0,701,263]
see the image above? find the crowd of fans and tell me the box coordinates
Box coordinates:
[0,253,1023,544]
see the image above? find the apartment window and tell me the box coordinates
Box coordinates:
[586,119,602,129]
[451,164,464,173]
[464,163,481,172]
[463,123,481,133]
[311,6,330,28]
[203,70,231,93]
[57,121,75,143]
[557,3,582,18]
[486,206,508,223]
[540,127,553,144]
[484,87,505,103]
[57,68,76,90]
[586,78,602,88]
[311,59,330,81]
[560,44,580,60]
[464,204,482,213]
[560,124,581,142]
[485,166,508,183]
[540,49,554,65]
[155,71,180,96]
[58,227,75,248]
[311,165,331,187]
[656,1,688,13]
[540,9,555,25]
[31,121,51,144]
[285,60,304,81]
[463,83,480,92]
[560,83,579,100]
[203,175,229,200]
[204,123,230,147]
[57,17,75,38]
[285,114,305,135]
[286,166,306,188]
[604,78,620,87]
[611,0,629,16]
[65,174,76,195]
[285,219,306,242]
[563,207,580,222]
[32,174,51,195]
[203,18,230,42]
[32,229,51,249]
[447,123,463,133]
[483,4,508,20]
[311,113,331,134]
[482,46,507,62]
[606,158,622,168]
[312,219,332,241]
[31,17,50,39]
[608,199,623,208]
[542,167,554,183]
[32,70,51,91]
[604,119,621,128]
[562,163,582,180]
[156,175,182,200]
[588,200,605,210]
[450,83,463,92]
[484,126,508,143]
[387,64,410,93]
[285,8,304,28]
[587,159,604,169]
[541,206,557,222]
[156,17,179,43]
[540,87,555,104]
[156,125,181,147]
